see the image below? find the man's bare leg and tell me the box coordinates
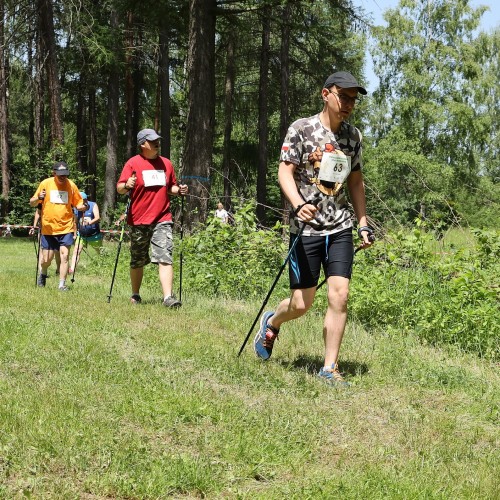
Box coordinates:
[159,263,174,298]
[131,267,144,296]
[268,287,316,330]
[323,276,350,367]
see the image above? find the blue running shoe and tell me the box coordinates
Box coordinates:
[253,311,279,360]
[317,363,349,387]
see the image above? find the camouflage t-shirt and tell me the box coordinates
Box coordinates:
[280,114,363,236]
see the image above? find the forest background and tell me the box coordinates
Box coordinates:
[0,0,498,230]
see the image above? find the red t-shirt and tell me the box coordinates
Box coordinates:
[117,154,177,225]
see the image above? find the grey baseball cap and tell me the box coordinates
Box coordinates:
[323,71,367,95]
[53,161,70,176]
[137,128,162,145]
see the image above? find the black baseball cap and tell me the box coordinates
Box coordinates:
[53,161,70,176]
[323,71,367,95]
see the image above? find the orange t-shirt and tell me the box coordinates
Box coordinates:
[34,178,83,235]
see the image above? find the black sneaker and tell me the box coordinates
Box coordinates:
[130,294,142,305]
[163,295,181,308]
[37,274,47,287]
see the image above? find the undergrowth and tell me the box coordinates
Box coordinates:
[72,202,499,360]
[176,204,499,360]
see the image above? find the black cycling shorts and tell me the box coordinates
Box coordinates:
[288,228,354,289]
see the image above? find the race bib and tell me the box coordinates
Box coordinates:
[318,151,351,184]
[143,170,166,187]
[49,190,69,204]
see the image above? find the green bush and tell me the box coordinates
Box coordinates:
[180,211,499,360]
[348,226,499,360]
[180,201,288,300]
[90,209,498,360]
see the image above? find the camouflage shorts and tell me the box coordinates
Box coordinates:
[129,222,173,268]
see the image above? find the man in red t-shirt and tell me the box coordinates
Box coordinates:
[117,128,188,307]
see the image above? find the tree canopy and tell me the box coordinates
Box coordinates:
[0,0,497,230]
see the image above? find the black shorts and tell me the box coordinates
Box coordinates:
[288,229,354,289]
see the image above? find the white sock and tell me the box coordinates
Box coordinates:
[59,279,66,288]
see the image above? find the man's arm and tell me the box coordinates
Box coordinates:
[29,184,45,207]
[91,204,101,224]
[346,169,373,246]
[278,161,317,222]
[169,184,188,196]
[117,170,137,195]
[29,208,40,235]
[75,200,89,212]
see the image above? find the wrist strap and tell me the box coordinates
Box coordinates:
[357,225,374,239]
[292,202,307,216]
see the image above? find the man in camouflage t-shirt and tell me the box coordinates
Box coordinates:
[254,71,374,386]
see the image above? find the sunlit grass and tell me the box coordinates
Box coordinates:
[0,238,498,498]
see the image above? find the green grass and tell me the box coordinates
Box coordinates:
[0,238,499,498]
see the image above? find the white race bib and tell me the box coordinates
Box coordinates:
[49,190,69,204]
[318,151,351,184]
[143,170,166,187]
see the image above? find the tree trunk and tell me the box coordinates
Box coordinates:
[27,35,35,149]
[256,5,271,225]
[0,0,11,221]
[37,0,64,147]
[182,0,216,226]
[34,12,45,152]
[280,2,292,228]
[132,26,143,138]
[102,10,120,223]
[159,22,171,157]
[124,11,135,160]
[88,87,97,199]
[76,74,88,176]
[222,24,236,209]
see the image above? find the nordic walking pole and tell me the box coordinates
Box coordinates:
[70,217,84,284]
[32,230,39,257]
[237,223,306,357]
[31,211,40,283]
[107,196,131,303]
[34,200,44,287]
[179,194,185,302]
[34,223,42,287]
[107,171,136,303]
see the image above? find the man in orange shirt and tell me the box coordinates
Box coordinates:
[29,161,88,291]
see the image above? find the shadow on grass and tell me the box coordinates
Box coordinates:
[278,354,369,377]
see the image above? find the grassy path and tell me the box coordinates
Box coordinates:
[0,238,498,498]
